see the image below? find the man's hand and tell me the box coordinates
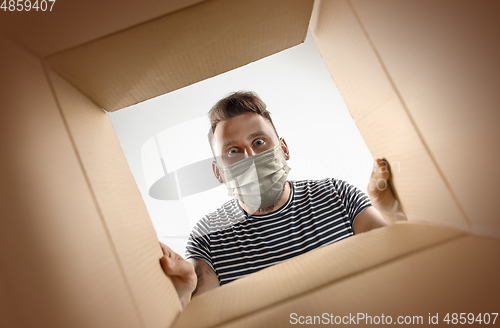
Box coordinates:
[159,242,196,310]
[367,158,407,223]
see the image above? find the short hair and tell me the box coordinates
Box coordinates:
[207,91,279,154]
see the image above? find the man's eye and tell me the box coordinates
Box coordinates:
[228,148,238,155]
[254,139,264,146]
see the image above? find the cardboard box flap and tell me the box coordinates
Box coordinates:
[310,0,470,232]
[45,0,314,112]
[0,0,205,57]
[347,0,500,237]
[0,38,145,328]
[173,223,467,328]
[183,231,500,328]
[311,0,500,237]
[47,69,181,328]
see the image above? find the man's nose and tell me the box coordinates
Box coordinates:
[244,146,256,157]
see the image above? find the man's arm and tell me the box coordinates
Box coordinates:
[352,206,388,234]
[189,258,220,297]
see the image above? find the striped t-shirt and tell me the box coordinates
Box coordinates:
[185,178,372,285]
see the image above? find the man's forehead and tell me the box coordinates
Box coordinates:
[212,113,276,151]
[215,114,274,138]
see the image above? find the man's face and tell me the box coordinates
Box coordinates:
[212,112,283,168]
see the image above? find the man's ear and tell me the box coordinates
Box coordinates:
[280,138,290,160]
[212,161,224,184]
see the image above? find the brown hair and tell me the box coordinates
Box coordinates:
[207,91,279,152]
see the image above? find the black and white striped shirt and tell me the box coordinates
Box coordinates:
[185,178,372,285]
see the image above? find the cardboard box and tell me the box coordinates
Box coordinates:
[1,0,499,327]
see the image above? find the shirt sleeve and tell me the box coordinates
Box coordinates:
[333,178,372,228]
[185,216,216,271]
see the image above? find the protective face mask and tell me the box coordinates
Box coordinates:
[219,143,291,210]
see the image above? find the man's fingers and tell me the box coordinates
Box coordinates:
[172,258,195,278]
[371,158,390,179]
[160,243,186,263]
[372,158,388,173]
[160,255,176,276]
[158,242,195,284]
[160,242,177,259]
[368,158,392,195]
[160,255,195,279]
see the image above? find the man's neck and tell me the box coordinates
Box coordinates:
[239,181,291,216]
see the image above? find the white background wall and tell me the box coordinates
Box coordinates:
[109,31,374,257]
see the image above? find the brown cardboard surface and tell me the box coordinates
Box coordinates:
[0,267,19,328]
[2,1,499,328]
[348,0,500,237]
[47,70,181,328]
[0,37,142,328]
[0,0,205,57]
[310,0,470,232]
[173,223,465,328]
[45,0,314,111]
[211,233,500,328]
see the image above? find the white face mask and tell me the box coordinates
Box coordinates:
[218,144,291,210]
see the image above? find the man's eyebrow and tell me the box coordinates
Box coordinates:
[222,140,237,150]
[247,131,267,140]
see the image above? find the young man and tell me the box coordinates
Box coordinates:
[159,91,406,309]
